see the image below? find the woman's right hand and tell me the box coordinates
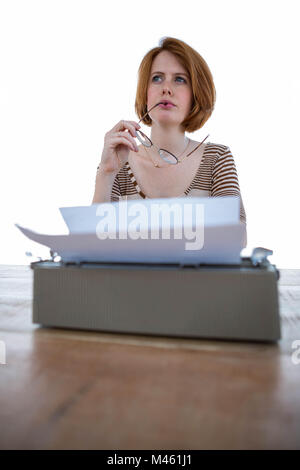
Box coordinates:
[99,120,140,174]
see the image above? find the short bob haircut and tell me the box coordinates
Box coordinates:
[135,37,216,133]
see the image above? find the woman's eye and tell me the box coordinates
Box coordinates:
[176,76,186,83]
[152,75,186,83]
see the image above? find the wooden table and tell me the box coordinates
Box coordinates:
[0,264,299,450]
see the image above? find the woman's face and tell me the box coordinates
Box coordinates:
[147,50,193,128]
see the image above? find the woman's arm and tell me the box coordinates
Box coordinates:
[91,164,119,204]
[211,146,247,248]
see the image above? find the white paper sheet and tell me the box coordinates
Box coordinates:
[15,197,244,264]
[60,196,240,233]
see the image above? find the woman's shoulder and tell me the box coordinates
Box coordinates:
[188,140,231,165]
[188,138,229,154]
[201,141,230,153]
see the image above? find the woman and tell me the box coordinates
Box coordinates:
[92,37,247,247]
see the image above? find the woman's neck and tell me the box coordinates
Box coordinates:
[149,125,188,156]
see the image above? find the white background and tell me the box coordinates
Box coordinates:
[0,0,299,267]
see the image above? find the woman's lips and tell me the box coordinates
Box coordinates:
[159,103,175,109]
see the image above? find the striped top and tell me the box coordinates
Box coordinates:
[111,142,246,227]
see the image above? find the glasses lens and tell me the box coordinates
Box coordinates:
[136,130,152,147]
[159,150,178,165]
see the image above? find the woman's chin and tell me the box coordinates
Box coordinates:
[158,119,178,127]
[155,114,178,125]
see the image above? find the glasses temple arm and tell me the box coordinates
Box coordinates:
[185,134,209,158]
[138,102,161,124]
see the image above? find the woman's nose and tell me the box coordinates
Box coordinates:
[162,84,172,94]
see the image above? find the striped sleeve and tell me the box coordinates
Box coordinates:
[111,173,121,202]
[211,146,247,247]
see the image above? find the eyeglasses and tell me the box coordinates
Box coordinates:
[136,102,209,164]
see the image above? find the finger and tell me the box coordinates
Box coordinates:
[119,120,140,129]
[121,121,138,138]
[114,120,140,136]
[115,131,138,149]
[128,120,141,129]
[110,136,135,151]
[110,136,137,152]
[125,123,138,138]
